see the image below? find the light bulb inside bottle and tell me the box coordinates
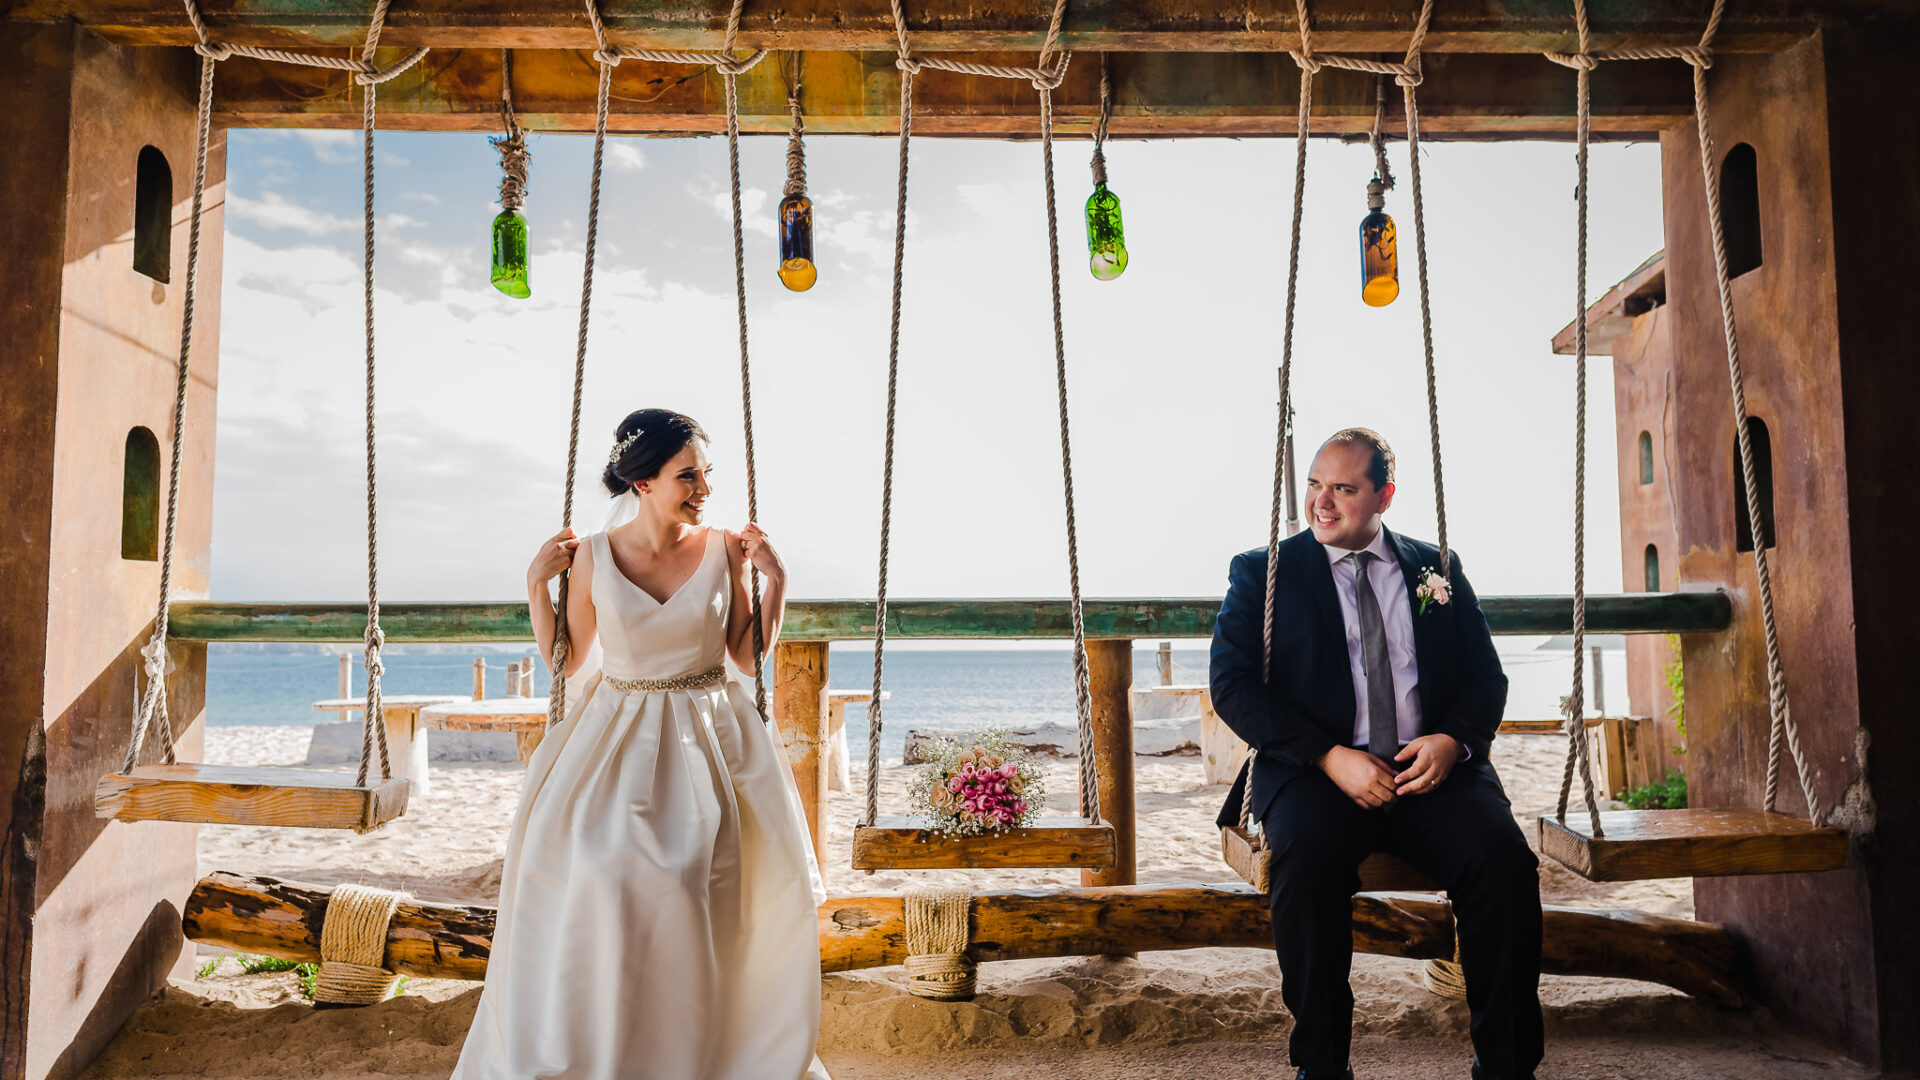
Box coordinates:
[778,192,816,293]
[491,209,530,299]
[1085,184,1129,281]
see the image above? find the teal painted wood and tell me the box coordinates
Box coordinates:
[167,592,1731,643]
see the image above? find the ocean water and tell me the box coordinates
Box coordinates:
[208,639,1633,760]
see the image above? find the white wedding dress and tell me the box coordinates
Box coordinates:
[452,528,829,1080]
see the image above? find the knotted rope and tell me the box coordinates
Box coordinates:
[865,0,1103,832]
[180,0,428,84]
[784,54,807,198]
[125,0,400,796]
[554,0,772,724]
[1089,53,1113,188]
[1544,0,1823,829]
[313,883,408,1005]
[1240,0,1443,844]
[494,49,529,212]
[903,888,976,1000]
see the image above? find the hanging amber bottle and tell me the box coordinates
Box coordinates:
[1086,184,1128,281]
[1359,177,1398,307]
[778,192,816,292]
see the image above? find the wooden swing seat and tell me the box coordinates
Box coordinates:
[1221,825,1439,894]
[1538,808,1848,882]
[852,816,1117,871]
[96,763,409,832]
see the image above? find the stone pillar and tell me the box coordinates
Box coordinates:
[0,24,222,1080]
[1660,27,1916,1069]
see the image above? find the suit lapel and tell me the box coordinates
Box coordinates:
[1294,535,1355,729]
[1295,535,1344,644]
[1387,527,1438,716]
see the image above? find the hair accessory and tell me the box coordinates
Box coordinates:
[608,429,643,465]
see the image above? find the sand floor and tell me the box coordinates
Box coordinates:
[75,724,1855,1079]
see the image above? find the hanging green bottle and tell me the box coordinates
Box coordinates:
[491,209,530,299]
[1086,184,1128,281]
[778,192,816,292]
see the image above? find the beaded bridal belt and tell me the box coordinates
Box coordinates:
[604,666,728,695]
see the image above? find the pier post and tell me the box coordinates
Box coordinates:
[774,642,830,867]
[1083,639,1137,890]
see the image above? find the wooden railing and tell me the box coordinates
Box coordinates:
[176,593,1730,884]
[169,592,1730,643]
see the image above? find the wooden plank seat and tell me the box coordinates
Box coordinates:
[852,816,1118,871]
[1222,824,1440,893]
[96,763,409,832]
[1538,809,1849,881]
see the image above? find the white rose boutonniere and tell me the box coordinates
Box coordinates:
[1415,567,1451,615]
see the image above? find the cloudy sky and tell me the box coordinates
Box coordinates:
[210,125,1665,604]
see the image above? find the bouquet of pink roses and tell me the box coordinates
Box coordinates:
[906,729,1049,837]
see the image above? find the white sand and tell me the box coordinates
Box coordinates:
[78,724,1820,1080]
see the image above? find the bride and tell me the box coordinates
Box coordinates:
[452,408,830,1080]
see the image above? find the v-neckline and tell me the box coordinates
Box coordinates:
[609,528,715,608]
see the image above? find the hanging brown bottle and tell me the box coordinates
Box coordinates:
[1359,177,1399,308]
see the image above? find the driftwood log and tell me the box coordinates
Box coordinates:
[184,873,1741,1006]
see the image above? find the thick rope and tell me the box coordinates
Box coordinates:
[784,54,807,197]
[723,70,772,724]
[1368,76,1396,192]
[1399,54,1448,581]
[1540,0,1820,827]
[181,0,426,84]
[123,49,216,773]
[1089,53,1112,188]
[1245,41,1316,840]
[1685,43,1821,825]
[1040,82,1101,824]
[864,55,913,831]
[547,58,613,731]
[1554,0,1606,833]
[313,883,407,1005]
[864,0,1097,827]
[356,1,394,788]
[495,50,529,212]
[903,888,976,1000]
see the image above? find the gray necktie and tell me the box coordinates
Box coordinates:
[1351,551,1398,761]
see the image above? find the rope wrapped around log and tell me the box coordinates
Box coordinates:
[904,888,976,1000]
[313,883,408,1005]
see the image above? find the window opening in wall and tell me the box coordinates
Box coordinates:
[134,146,172,283]
[122,427,160,561]
[1721,143,1762,279]
[1637,431,1654,485]
[1644,544,1660,592]
[1734,416,1776,553]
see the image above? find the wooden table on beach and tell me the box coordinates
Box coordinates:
[823,689,889,793]
[420,699,551,764]
[311,694,464,799]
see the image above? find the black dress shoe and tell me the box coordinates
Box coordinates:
[1471,1060,1533,1080]
[1294,1069,1354,1080]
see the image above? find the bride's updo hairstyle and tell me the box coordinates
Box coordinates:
[602,409,709,497]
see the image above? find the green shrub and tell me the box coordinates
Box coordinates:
[1664,635,1687,755]
[195,954,224,979]
[1618,768,1688,810]
[237,954,301,975]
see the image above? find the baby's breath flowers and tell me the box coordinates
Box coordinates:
[906,729,1048,838]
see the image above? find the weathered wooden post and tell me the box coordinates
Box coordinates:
[1156,641,1173,686]
[774,642,830,867]
[338,653,351,698]
[1591,644,1606,714]
[472,657,486,700]
[1083,639,1137,890]
[522,655,536,695]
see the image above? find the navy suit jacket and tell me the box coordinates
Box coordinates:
[1211,527,1509,828]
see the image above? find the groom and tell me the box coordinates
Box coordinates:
[1210,428,1544,1080]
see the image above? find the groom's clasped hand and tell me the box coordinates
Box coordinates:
[1315,731,1461,809]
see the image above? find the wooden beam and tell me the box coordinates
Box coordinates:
[1539,809,1851,881]
[200,48,1696,138]
[183,872,1745,1005]
[1082,639,1136,890]
[96,764,409,831]
[850,817,1118,871]
[164,592,1735,643]
[774,641,830,868]
[15,0,1833,53]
